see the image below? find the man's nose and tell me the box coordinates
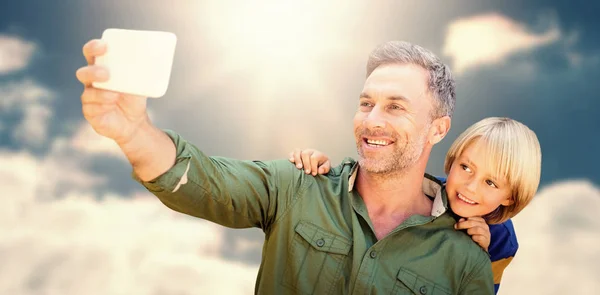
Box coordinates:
[363,106,386,129]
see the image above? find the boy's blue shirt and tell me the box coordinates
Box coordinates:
[436,177,518,294]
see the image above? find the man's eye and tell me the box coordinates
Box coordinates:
[389,104,404,110]
[359,102,372,107]
[486,180,498,188]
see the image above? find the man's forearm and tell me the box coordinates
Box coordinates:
[118,119,176,182]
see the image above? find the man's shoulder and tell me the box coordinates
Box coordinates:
[328,157,358,176]
[268,157,357,177]
[435,215,491,261]
[261,157,356,190]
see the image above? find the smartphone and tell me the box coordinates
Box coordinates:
[92,28,177,98]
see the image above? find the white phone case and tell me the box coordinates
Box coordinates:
[92,28,177,98]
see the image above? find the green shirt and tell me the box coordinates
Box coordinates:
[134,130,494,295]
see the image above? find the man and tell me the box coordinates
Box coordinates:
[76,39,494,294]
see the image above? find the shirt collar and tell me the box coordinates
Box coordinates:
[347,165,447,217]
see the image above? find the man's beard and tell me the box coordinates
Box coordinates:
[355,126,428,174]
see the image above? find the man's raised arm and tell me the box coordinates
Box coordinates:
[75,39,302,230]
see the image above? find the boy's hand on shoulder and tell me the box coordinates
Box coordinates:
[454,217,490,252]
[288,148,331,176]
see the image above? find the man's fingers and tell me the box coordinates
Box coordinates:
[81,87,120,105]
[82,39,106,65]
[82,102,115,119]
[76,65,109,86]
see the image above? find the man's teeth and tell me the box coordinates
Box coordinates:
[366,139,389,146]
[458,193,477,205]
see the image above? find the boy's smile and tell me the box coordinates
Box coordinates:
[456,192,478,205]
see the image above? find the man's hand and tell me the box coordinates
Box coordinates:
[75,39,150,146]
[288,148,331,176]
[76,39,176,182]
[454,217,491,252]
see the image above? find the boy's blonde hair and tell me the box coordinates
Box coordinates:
[444,117,542,224]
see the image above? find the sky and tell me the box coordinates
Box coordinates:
[0,0,599,294]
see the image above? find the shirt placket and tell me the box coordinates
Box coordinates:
[348,191,437,295]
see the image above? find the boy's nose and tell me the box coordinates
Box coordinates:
[465,179,478,193]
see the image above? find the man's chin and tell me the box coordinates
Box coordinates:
[358,158,394,174]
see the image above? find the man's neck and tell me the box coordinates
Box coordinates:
[355,165,432,218]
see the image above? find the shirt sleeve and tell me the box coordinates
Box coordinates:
[131,129,310,232]
[491,256,515,294]
[459,252,495,295]
[488,220,519,294]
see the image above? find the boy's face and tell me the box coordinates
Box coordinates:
[445,139,513,219]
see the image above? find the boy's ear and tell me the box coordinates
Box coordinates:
[429,116,451,145]
[501,196,515,206]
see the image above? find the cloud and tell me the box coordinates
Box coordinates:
[69,122,127,160]
[140,1,377,160]
[0,143,259,294]
[0,34,36,74]
[443,13,561,74]
[13,101,53,146]
[0,79,54,147]
[0,78,53,109]
[0,34,55,147]
[68,110,158,161]
[500,180,600,295]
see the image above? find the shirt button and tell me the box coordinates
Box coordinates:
[419,286,427,294]
[369,251,377,258]
[316,238,325,247]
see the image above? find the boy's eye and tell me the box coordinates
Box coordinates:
[460,164,471,172]
[485,179,498,188]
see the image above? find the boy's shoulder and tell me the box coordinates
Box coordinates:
[489,219,519,261]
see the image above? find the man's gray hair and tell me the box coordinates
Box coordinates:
[366,41,456,118]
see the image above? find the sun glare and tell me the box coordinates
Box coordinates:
[193,1,364,89]
[171,1,378,153]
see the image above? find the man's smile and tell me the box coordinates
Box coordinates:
[363,137,394,147]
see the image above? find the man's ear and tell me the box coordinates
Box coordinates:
[429,116,451,145]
